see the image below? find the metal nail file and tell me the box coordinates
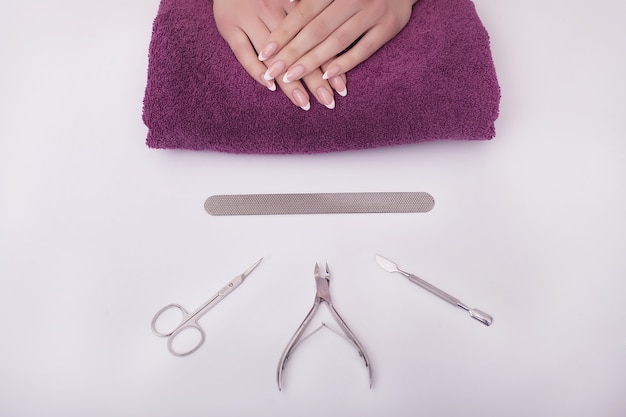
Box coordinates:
[204,192,434,216]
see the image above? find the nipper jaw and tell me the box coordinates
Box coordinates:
[276,263,372,391]
[314,263,332,303]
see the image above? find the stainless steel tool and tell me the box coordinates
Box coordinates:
[375,255,493,326]
[151,258,263,356]
[277,263,372,391]
[205,192,434,216]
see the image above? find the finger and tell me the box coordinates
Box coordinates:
[253,2,335,110]
[297,9,402,82]
[328,74,348,97]
[269,76,308,110]
[244,7,313,110]
[321,61,347,97]
[276,6,363,77]
[271,59,341,110]
[277,5,377,83]
[220,26,277,91]
[257,0,333,62]
[323,19,403,76]
[301,69,336,109]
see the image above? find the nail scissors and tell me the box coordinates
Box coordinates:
[151,258,263,356]
[277,263,372,390]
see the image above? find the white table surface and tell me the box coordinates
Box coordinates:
[1,1,625,416]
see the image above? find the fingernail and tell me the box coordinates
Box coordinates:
[282,65,306,83]
[263,61,286,81]
[322,65,341,80]
[258,42,278,62]
[260,73,276,91]
[292,89,310,111]
[317,87,335,109]
[329,76,347,97]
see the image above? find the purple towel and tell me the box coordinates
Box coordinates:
[142,0,500,154]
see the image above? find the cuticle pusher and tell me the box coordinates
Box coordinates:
[375,255,493,326]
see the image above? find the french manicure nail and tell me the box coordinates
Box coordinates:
[329,76,347,97]
[282,65,306,83]
[317,87,335,109]
[322,65,341,80]
[263,61,286,81]
[260,73,276,91]
[258,42,278,62]
[292,89,310,111]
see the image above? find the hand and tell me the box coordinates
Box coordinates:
[257,0,418,83]
[213,0,346,110]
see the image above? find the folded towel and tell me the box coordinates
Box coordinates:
[142,0,500,154]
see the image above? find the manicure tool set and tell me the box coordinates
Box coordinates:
[151,192,493,390]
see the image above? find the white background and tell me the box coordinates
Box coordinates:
[1,0,625,416]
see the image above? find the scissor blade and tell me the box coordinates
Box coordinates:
[216,258,263,299]
[241,258,264,280]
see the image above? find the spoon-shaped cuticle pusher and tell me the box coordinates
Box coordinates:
[375,255,493,326]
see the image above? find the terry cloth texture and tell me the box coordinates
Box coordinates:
[142,0,500,154]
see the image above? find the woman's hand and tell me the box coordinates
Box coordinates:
[257,0,417,83]
[213,0,346,110]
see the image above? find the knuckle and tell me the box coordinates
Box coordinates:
[369,1,387,16]
[302,18,329,41]
[385,11,410,32]
[255,0,272,14]
[333,30,357,52]
[281,44,302,62]
[350,0,368,8]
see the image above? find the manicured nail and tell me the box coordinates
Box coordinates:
[322,65,341,80]
[282,65,306,83]
[329,76,347,97]
[259,73,276,91]
[317,87,335,109]
[292,89,310,111]
[258,42,278,62]
[263,61,286,81]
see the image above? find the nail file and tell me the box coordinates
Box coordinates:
[204,192,434,216]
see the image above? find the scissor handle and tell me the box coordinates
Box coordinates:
[151,303,189,337]
[167,323,206,357]
[151,303,206,356]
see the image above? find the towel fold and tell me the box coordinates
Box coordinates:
[142,0,500,154]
